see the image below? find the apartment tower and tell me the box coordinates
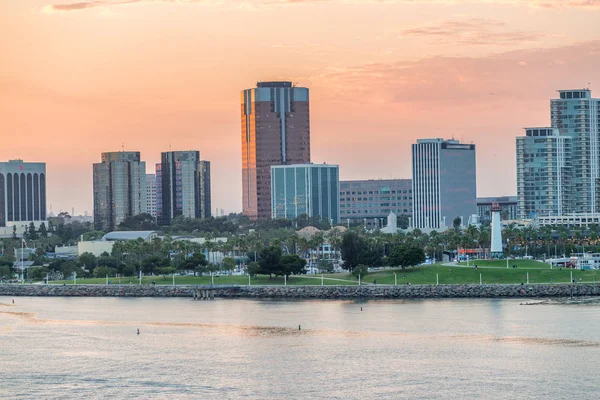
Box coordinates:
[93,152,147,231]
[157,150,211,225]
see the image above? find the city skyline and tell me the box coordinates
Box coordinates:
[2,0,599,215]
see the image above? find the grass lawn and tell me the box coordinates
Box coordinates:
[457,259,549,269]
[47,262,600,286]
[363,264,600,285]
[51,274,361,286]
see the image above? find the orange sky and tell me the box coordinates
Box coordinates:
[1,0,599,215]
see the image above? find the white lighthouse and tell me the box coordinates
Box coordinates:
[490,202,503,258]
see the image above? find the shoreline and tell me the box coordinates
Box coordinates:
[1,283,600,299]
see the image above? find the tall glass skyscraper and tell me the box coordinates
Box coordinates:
[517,89,599,217]
[241,81,310,220]
[93,152,147,231]
[411,139,477,229]
[271,164,339,224]
[551,89,600,213]
[157,151,211,225]
[516,128,571,218]
[0,159,46,227]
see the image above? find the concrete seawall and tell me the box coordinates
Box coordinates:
[1,284,600,299]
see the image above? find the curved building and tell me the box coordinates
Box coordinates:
[241,81,310,220]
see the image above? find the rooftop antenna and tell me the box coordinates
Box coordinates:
[121,143,124,152]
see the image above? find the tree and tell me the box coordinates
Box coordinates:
[28,222,38,240]
[280,254,307,277]
[221,257,236,273]
[39,222,48,238]
[247,261,261,277]
[352,264,369,278]
[340,231,363,272]
[118,213,158,231]
[397,214,410,230]
[181,252,207,275]
[78,252,98,272]
[453,217,462,230]
[157,266,176,279]
[141,256,167,275]
[93,266,116,278]
[0,265,11,279]
[317,259,334,273]
[258,246,282,278]
[12,226,17,240]
[389,245,426,270]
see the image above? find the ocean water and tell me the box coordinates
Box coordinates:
[1,296,599,399]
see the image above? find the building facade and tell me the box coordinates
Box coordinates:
[477,196,518,222]
[157,151,211,225]
[271,164,339,224]
[241,81,310,220]
[551,89,600,214]
[146,174,157,219]
[0,160,47,227]
[93,152,147,232]
[412,139,477,229]
[339,179,412,229]
[516,127,571,218]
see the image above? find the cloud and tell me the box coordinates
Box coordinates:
[399,18,545,46]
[43,0,205,12]
[42,0,600,12]
[308,40,600,107]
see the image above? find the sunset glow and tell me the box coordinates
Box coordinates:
[1,0,599,214]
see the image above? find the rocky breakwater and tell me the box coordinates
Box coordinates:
[217,283,600,299]
[2,283,600,299]
[0,284,196,297]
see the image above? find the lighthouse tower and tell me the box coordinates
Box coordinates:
[490,202,503,258]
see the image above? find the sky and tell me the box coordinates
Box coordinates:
[1,0,599,216]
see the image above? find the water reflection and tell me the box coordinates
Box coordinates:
[1,297,600,399]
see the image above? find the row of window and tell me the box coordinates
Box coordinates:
[341,202,412,208]
[341,209,410,215]
[341,196,411,202]
[340,189,412,195]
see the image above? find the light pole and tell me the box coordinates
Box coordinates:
[506,238,510,269]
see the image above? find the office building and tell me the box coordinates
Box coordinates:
[477,196,518,222]
[0,159,47,227]
[412,139,476,229]
[271,163,339,224]
[516,128,571,218]
[157,151,211,225]
[340,179,412,229]
[93,152,147,232]
[241,81,310,220]
[146,174,157,219]
[551,89,600,213]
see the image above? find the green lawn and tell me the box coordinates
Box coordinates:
[47,262,600,286]
[457,259,549,269]
[51,274,361,286]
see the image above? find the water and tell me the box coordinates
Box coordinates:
[1,296,599,399]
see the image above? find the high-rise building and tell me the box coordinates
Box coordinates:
[516,128,571,218]
[93,152,147,232]
[146,174,157,219]
[271,163,339,224]
[339,179,412,229]
[241,81,310,220]
[550,89,600,213]
[0,160,47,227]
[412,139,476,229]
[157,151,211,225]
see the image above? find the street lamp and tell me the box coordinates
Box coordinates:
[506,238,510,269]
